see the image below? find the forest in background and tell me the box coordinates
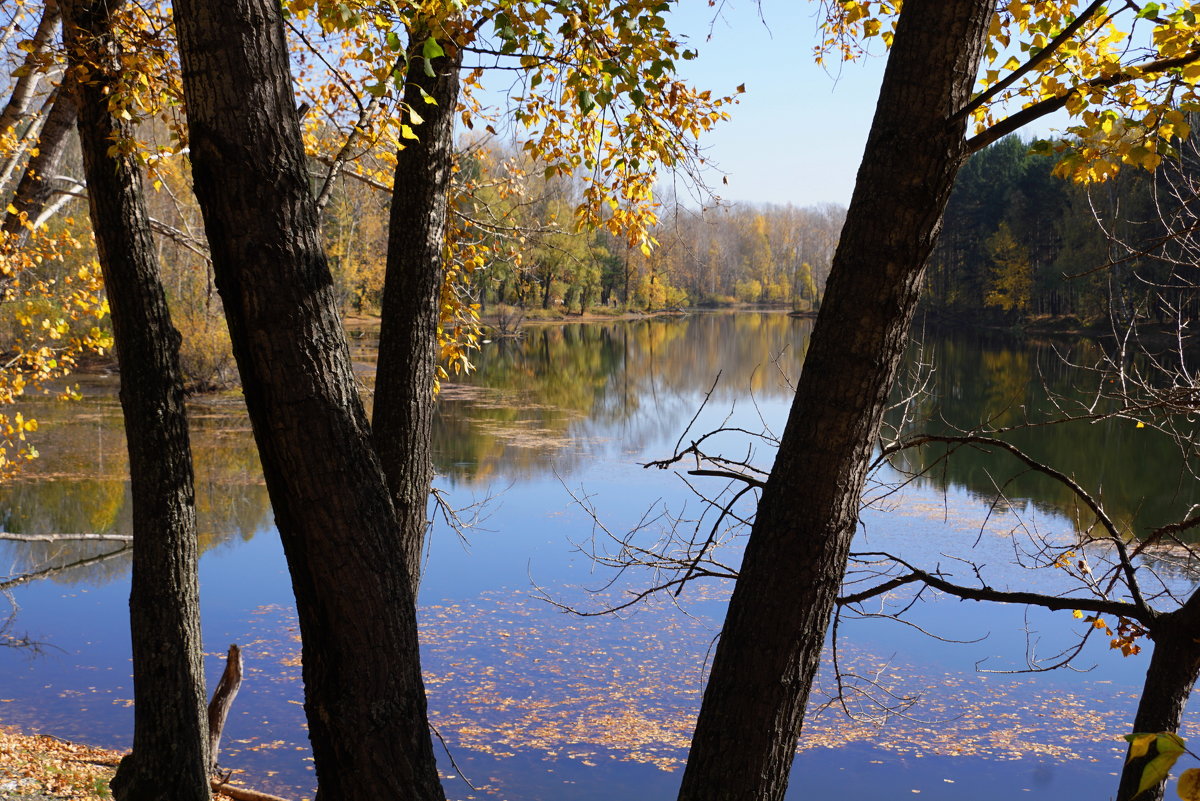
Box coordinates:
[15,120,1200,405]
[926,133,1200,331]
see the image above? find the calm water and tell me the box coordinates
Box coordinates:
[0,312,1196,800]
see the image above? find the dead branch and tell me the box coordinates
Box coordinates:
[879,432,1151,617]
[209,778,293,801]
[0,532,132,543]
[838,553,1151,624]
[0,546,130,592]
[207,644,243,773]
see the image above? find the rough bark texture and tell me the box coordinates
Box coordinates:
[60,2,211,800]
[2,76,77,244]
[372,33,462,594]
[172,2,445,798]
[1117,599,1200,801]
[676,3,994,800]
[0,1,59,141]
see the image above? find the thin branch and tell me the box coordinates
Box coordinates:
[0,546,130,592]
[881,433,1151,617]
[966,46,1200,153]
[955,0,1107,122]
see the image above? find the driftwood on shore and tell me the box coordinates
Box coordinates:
[210,778,294,801]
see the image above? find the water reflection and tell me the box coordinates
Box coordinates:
[0,383,271,586]
[434,313,811,484]
[887,330,1200,538]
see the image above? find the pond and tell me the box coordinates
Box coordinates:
[0,311,1196,800]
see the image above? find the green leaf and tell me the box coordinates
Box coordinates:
[1137,2,1162,19]
[1140,751,1184,796]
[1160,733,1188,755]
[578,89,596,114]
[421,37,444,78]
[1128,736,1189,798]
[422,37,445,61]
[386,32,403,52]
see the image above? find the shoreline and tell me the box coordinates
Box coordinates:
[0,725,290,801]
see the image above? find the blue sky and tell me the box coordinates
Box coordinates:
[668,0,887,208]
[663,1,1071,209]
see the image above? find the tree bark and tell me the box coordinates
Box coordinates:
[171,2,445,798]
[2,75,78,245]
[677,3,994,800]
[0,1,60,142]
[59,2,211,800]
[1117,597,1200,801]
[372,29,462,595]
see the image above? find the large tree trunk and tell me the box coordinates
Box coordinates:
[372,29,462,594]
[1117,597,1200,801]
[171,2,445,798]
[2,76,78,244]
[59,2,211,800]
[677,3,993,800]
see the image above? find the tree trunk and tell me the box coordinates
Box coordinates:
[372,29,462,594]
[1117,599,1200,801]
[59,2,211,800]
[171,2,445,798]
[2,76,78,244]
[677,3,993,800]
[0,1,60,141]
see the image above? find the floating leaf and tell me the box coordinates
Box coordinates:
[1178,768,1200,800]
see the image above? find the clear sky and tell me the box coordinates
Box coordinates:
[664,1,1067,209]
[666,0,888,208]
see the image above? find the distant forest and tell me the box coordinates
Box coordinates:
[925,134,1200,330]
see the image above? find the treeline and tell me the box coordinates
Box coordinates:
[329,144,846,316]
[925,134,1200,328]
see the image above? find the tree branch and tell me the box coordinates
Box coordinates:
[839,564,1152,624]
[880,433,1151,616]
[955,0,1108,122]
[966,45,1200,153]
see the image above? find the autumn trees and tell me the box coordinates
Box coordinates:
[167,0,743,795]
[676,1,1200,800]
[12,0,1200,797]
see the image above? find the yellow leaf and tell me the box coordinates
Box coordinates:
[1137,421,1146,428]
[1128,733,1157,762]
[1177,768,1200,800]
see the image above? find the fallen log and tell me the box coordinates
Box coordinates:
[210,778,294,801]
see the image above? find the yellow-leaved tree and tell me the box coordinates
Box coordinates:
[675,4,1200,801]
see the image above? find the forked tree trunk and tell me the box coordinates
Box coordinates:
[59,2,210,800]
[677,3,994,800]
[372,29,462,594]
[172,2,445,798]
